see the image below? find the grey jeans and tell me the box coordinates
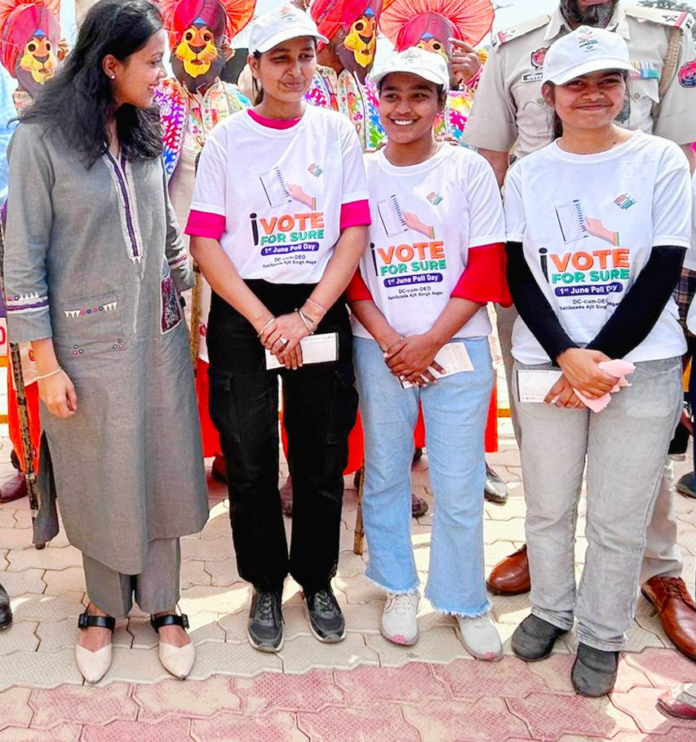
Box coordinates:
[513,357,682,652]
[498,304,682,582]
[83,538,181,619]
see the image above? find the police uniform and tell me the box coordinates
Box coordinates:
[465,4,696,592]
[463,4,696,159]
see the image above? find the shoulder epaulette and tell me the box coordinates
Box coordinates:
[492,14,550,48]
[626,6,694,33]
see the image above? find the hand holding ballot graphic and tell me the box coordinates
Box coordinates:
[259,166,316,210]
[584,217,620,246]
[287,183,316,210]
[378,195,435,238]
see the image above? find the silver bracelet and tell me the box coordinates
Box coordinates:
[257,316,276,338]
[36,366,62,381]
[296,309,316,334]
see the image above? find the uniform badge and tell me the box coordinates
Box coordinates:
[678,60,696,88]
[531,47,548,69]
[522,72,543,83]
[630,61,659,80]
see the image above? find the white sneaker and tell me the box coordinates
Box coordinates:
[457,612,503,661]
[381,591,420,646]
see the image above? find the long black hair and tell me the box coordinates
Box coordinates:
[21,0,164,167]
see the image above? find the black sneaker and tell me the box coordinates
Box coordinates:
[571,643,619,697]
[247,589,283,653]
[305,588,346,643]
[512,614,567,661]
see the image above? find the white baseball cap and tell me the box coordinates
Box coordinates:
[370,48,450,91]
[248,4,328,55]
[542,26,633,86]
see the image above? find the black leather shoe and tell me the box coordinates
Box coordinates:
[512,614,567,661]
[0,582,12,630]
[571,643,619,697]
[484,464,508,505]
[248,589,283,653]
[306,588,345,643]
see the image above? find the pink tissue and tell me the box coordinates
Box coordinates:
[574,360,635,413]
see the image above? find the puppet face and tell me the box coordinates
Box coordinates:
[335,2,380,83]
[171,19,225,92]
[416,33,449,60]
[342,13,377,69]
[16,29,59,95]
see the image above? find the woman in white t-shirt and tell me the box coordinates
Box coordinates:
[504,27,692,696]
[347,48,510,659]
[185,5,370,653]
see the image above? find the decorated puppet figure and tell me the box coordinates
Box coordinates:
[380,0,494,142]
[306,0,387,151]
[0,0,63,110]
[0,0,63,504]
[155,0,253,480]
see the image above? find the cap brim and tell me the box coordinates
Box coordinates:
[251,29,329,54]
[370,66,449,91]
[543,58,634,86]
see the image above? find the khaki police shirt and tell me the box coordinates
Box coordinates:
[462,5,696,159]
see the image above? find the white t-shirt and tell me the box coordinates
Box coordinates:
[683,172,696,272]
[353,146,506,340]
[189,105,368,284]
[505,132,692,366]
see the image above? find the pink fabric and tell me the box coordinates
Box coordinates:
[340,200,371,230]
[247,109,302,129]
[185,209,226,239]
[574,359,635,413]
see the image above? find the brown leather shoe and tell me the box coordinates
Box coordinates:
[0,473,27,504]
[642,576,696,661]
[487,544,531,596]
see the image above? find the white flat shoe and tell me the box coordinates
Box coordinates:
[76,612,115,683]
[158,641,195,679]
[150,613,194,679]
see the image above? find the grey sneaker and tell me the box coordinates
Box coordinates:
[247,589,284,652]
[306,588,346,643]
[677,472,696,499]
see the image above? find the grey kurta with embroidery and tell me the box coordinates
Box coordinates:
[4,122,209,575]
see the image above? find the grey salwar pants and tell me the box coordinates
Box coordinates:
[82,538,181,619]
[513,357,682,652]
[497,303,683,582]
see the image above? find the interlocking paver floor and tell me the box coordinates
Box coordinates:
[0,413,695,741]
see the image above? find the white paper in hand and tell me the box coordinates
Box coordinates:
[401,342,473,388]
[516,369,563,403]
[265,332,338,370]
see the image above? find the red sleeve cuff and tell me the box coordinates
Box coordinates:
[452,243,512,307]
[340,200,371,230]
[346,270,373,302]
[185,210,226,239]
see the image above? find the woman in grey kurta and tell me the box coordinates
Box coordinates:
[3,0,208,682]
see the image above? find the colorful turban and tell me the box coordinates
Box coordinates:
[380,0,494,51]
[0,0,59,76]
[160,0,256,48]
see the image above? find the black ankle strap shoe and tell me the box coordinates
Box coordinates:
[78,612,116,632]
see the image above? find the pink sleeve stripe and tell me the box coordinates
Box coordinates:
[340,200,371,230]
[185,210,226,239]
